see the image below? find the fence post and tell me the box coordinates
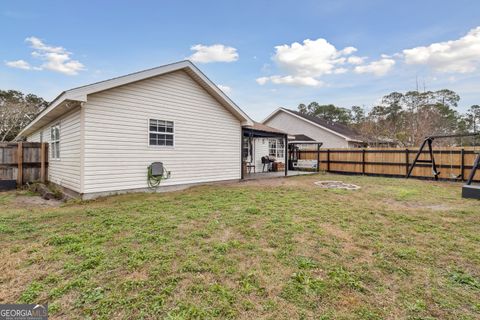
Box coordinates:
[40,143,46,183]
[405,148,409,177]
[17,142,23,186]
[327,149,330,172]
[362,149,366,174]
[316,144,320,172]
[460,148,465,181]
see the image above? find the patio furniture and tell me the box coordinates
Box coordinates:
[293,160,318,170]
[246,162,255,174]
[261,156,274,172]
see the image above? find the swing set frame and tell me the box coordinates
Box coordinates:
[406,133,480,199]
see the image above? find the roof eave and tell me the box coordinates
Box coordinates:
[16,98,83,139]
[345,138,366,143]
[272,108,353,141]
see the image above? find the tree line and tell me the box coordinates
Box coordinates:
[298,89,480,147]
[0,90,48,142]
[1,88,479,147]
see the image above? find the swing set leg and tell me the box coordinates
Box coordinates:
[465,153,480,185]
[427,139,440,180]
[406,137,440,179]
[407,139,427,178]
[462,153,480,199]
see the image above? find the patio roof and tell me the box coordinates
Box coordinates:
[242,122,287,137]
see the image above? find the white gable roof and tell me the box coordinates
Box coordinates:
[262,108,364,143]
[17,60,253,138]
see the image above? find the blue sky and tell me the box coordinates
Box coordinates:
[1,0,480,120]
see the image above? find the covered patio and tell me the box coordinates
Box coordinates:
[241,123,323,180]
[241,122,288,179]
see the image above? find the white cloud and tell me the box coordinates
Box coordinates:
[5,36,85,75]
[257,38,385,86]
[188,44,238,63]
[26,36,65,54]
[402,26,480,73]
[5,59,31,70]
[217,84,231,93]
[354,58,396,76]
[256,75,323,87]
[347,56,366,65]
[256,77,269,85]
[333,67,348,74]
[273,38,357,77]
[26,37,85,75]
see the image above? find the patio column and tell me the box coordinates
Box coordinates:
[284,134,288,176]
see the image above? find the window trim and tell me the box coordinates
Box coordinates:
[148,118,175,148]
[50,123,61,160]
[268,138,284,159]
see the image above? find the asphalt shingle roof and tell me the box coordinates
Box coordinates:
[284,108,365,142]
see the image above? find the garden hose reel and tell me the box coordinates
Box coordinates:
[147,162,171,189]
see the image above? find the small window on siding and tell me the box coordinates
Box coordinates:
[268,138,284,158]
[50,124,60,159]
[149,119,174,146]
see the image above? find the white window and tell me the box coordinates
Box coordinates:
[268,138,284,158]
[149,119,174,146]
[50,124,60,159]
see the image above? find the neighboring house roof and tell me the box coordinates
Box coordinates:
[16,60,253,139]
[263,108,365,143]
[242,122,287,135]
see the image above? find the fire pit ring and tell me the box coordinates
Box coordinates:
[314,180,361,190]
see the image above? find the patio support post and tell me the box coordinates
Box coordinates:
[284,134,288,176]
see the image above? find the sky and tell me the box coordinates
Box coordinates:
[1,0,480,120]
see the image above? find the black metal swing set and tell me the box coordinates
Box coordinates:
[406,133,480,200]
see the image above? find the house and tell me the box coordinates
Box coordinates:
[16,60,266,199]
[263,108,368,148]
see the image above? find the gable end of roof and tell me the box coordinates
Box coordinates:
[264,107,365,142]
[16,60,253,139]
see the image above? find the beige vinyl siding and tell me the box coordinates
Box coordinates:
[27,131,41,143]
[82,70,241,194]
[250,138,284,172]
[265,111,349,148]
[26,107,82,192]
[253,138,269,171]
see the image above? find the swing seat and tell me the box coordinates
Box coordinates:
[462,185,480,200]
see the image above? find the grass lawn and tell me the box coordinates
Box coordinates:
[0,173,479,319]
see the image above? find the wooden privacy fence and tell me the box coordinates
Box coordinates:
[0,142,48,189]
[296,147,480,182]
